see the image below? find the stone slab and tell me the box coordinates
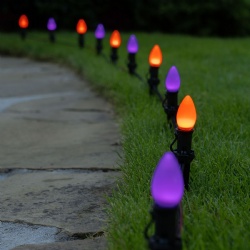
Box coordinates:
[0,221,65,250]
[0,56,122,169]
[0,170,120,235]
[12,238,106,250]
[0,57,91,97]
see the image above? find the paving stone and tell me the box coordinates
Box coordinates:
[0,171,120,234]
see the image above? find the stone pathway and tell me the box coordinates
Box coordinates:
[0,56,122,250]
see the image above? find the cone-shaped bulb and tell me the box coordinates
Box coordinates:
[47,17,57,31]
[95,24,105,39]
[76,19,87,34]
[176,95,197,131]
[127,34,138,53]
[110,30,121,48]
[165,66,181,92]
[19,15,29,29]
[151,152,184,208]
[148,45,162,67]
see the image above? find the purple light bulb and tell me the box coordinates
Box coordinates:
[151,152,184,208]
[165,66,181,92]
[47,18,57,31]
[127,34,138,53]
[95,24,105,39]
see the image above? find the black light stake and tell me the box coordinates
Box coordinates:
[79,34,84,48]
[147,45,163,98]
[95,24,105,55]
[76,19,87,48]
[110,30,121,64]
[110,47,118,63]
[96,39,102,54]
[162,66,181,129]
[20,29,27,40]
[47,17,57,43]
[145,152,184,250]
[171,95,197,190]
[18,14,29,40]
[127,34,139,74]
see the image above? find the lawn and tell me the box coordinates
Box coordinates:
[0,31,249,250]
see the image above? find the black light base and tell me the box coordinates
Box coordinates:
[147,66,160,96]
[163,92,179,118]
[127,53,137,74]
[49,32,55,43]
[20,29,26,40]
[173,151,194,190]
[145,204,182,250]
[162,92,179,127]
[96,38,103,55]
[148,236,182,250]
[176,129,194,152]
[110,47,118,64]
[172,129,195,190]
[78,34,84,48]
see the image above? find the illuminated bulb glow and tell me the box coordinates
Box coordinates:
[165,66,181,92]
[19,15,29,29]
[95,24,105,39]
[148,45,162,67]
[151,152,184,208]
[76,19,87,34]
[127,34,138,53]
[110,30,121,48]
[176,95,197,131]
[47,18,57,31]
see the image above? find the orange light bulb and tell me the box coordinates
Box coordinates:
[19,15,29,29]
[176,95,197,131]
[76,19,87,34]
[148,45,162,67]
[110,30,121,48]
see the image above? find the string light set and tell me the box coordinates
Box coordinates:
[127,34,139,74]
[76,19,87,48]
[147,45,163,98]
[109,30,122,64]
[95,24,105,55]
[145,152,184,250]
[162,66,181,129]
[17,14,198,250]
[47,17,57,43]
[18,14,29,40]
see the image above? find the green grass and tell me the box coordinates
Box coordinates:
[0,31,249,250]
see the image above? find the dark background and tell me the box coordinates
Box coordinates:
[1,0,250,37]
